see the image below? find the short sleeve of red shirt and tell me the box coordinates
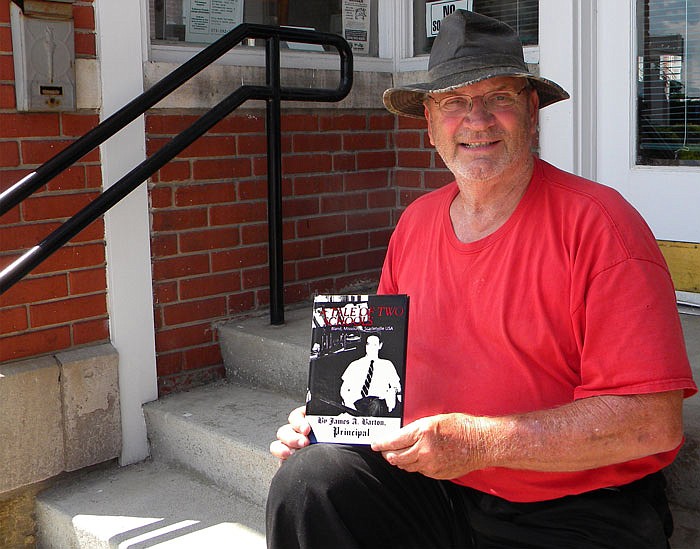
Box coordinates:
[575,258,694,399]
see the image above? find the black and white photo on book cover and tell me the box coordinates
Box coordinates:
[305,294,409,445]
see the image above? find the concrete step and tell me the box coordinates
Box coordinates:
[665,313,700,515]
[669,504,700,549]
[218,305,311,400]
[35,460,266,548]
[143,381,302,508]
[665,384,700,511]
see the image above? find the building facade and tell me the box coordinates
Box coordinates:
[1,0,698,520]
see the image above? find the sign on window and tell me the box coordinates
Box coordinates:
[343,0,371,54]
[425,0,472,38]
[183,0,244,44]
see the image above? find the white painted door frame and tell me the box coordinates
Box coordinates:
[538,0,598,181]
[539,0,699,308]
[596,0,700,244]
[94,0,158,466]
[541,0,700,245]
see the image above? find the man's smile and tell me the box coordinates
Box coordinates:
[461,140,499,149]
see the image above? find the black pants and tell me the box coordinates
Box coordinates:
[266,444,673,549]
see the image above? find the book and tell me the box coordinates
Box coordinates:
[305,294,409,445]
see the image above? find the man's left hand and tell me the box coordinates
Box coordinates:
[371,413,489,479]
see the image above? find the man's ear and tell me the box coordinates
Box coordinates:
[528,88,539,128]
[425,105,435,146]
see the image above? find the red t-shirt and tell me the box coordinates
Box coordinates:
[378,158,697,502]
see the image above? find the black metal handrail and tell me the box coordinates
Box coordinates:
[0,24,353,325]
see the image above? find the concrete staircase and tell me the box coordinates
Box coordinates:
[33,306,310,548]
[35,306,700,548]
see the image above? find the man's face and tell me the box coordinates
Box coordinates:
[424,76,539,184]
[366,336,382,355]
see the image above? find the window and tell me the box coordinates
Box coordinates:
[637,0,700,166]
[150,0,379,56]
[413,0,538,56]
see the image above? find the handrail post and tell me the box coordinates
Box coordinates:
[266,34,285,325]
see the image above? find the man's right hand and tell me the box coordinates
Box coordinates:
[270,405,311,462]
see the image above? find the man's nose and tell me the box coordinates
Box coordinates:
[462,98,496,128]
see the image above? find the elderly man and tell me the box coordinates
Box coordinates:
[266,10,696,549]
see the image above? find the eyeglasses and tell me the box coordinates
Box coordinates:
[427,86,529,117]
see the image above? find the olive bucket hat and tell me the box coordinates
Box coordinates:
[383,10,569,119]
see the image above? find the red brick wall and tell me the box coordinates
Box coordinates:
[0,1,107,363]
[147,109,411,393]
[0,0,455,394]
[393,116,455,204]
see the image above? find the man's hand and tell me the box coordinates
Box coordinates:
[270,406,311,463]
[371,413,490,479]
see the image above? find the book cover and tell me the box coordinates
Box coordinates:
[305,294,409,445]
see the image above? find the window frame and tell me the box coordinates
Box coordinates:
[143,0,396,73]
[142,0,540,74]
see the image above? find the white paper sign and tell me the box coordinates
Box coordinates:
[184,0,244,44]
[342,0,371,54]
[425,0,472,38]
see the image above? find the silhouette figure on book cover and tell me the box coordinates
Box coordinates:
[340,334,401,416]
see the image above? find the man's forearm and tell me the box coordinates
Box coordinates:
[478,390,684,472]
[372,390,684,479]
